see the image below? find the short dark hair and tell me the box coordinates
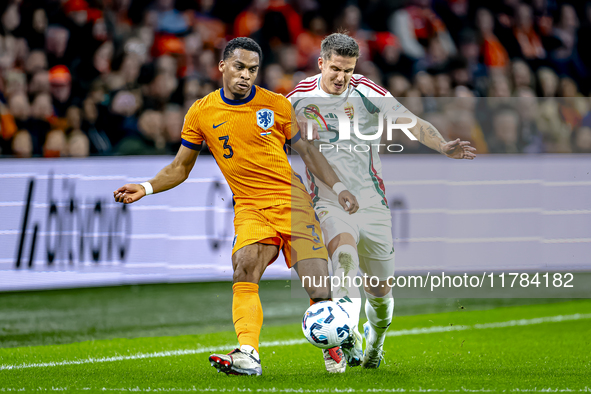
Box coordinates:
[321,33,360,60]
[223,37,263,62]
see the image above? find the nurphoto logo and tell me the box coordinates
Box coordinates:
[302,105,418,153]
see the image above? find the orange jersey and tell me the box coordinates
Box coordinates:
[181,86,306,212]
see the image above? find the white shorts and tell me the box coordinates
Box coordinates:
[315,199,395,281]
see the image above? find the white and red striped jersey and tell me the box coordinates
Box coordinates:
[287,74,408,209]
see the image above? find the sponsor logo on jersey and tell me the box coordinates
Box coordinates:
[256,109,274,130]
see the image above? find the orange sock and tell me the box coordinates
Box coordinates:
[232,282,263,353]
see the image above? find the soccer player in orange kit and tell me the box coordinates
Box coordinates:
[113,37,359,376]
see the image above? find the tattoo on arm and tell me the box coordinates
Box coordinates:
[409,114,447,154]
[413,119,446,153]
[425,124,445,152]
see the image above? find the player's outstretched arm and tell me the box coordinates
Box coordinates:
[113,145,199,204]
[291,138,359,214]
[404,111,476,160]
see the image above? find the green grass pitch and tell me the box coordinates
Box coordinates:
[1,282,590,392]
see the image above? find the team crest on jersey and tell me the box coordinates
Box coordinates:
[256,109,274,130]
[318,210,329,219]
[344,102,354,120]
[392,103,402,111]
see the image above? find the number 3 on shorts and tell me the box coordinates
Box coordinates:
[306,224,321,243]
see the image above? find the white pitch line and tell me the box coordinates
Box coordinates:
[386,313,591,337]
[1,313,590,372]
[0,346,233,372]
[7,388,587,393]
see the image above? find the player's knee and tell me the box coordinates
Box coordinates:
[327,233,356,258]
[364,281,391,297]
[232,259,262,283]
[232,244,273,283]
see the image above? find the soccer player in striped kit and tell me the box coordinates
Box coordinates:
[288,33,476,372]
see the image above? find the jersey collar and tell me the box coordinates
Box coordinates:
[220,86,257,105]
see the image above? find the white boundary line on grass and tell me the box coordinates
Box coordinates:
[1,313,590,372]
[1,388,590,392]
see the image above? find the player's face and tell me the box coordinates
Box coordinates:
[318,54,357,95]
[219,49,260,99]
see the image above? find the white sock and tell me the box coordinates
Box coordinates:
[331,244,362,334]
[240,344,260,360]
[364,291,394,348]
[336,295,362,336]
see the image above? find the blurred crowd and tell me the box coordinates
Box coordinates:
[1,0,591,158]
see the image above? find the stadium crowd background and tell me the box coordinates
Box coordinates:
[1,0,591,158]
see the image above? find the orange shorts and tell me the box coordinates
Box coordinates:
[232,201,327,268]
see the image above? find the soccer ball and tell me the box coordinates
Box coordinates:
[302,301,350,349]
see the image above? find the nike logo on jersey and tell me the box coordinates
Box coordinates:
[312,245,323,251]
[213,121,228,129]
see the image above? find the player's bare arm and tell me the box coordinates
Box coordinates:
[401,111,477,160]
[113,145,199,204]
[291,137,359,214]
